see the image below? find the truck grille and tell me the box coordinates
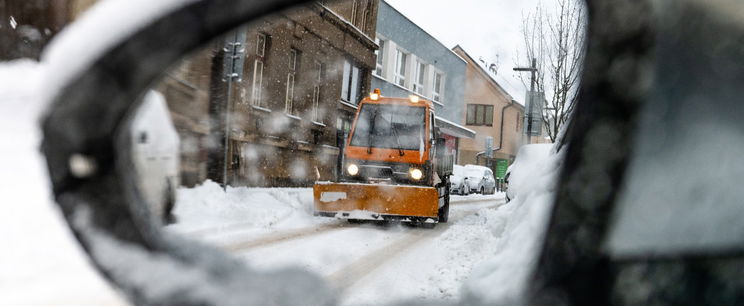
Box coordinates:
[360,165,394,179]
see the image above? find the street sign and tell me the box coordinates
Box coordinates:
[495,159,508,179]
[222,28,247,82]
[524,91,545,136]
[485,136,493,158]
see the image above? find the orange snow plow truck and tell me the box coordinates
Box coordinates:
[313,89,453,226]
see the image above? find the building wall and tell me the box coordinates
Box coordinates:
[157,43,217,187]
[371,0,466,124]
[160,2,379,187]
[453,46,525,167]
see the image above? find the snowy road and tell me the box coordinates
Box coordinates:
[168,185,505,305]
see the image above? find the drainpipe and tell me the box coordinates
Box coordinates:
[494,99,517,153]
[474,99,517,166]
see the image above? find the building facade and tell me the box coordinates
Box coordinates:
[371,0,474,158]
[453,46,526,172]
[160,1,380,187]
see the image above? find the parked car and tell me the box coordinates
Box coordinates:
[450,165,470,195]
[130,90,181,224]
[464,165,496,194]
[505,144,554,202]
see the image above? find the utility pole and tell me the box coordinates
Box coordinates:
[514,58,538,144]
[221,29,246,190]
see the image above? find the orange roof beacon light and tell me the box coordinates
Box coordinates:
[370,88,381,101]
[312,92,455,227]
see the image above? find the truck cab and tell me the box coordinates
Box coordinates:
[342,92,447,186]
[314,90,453,226]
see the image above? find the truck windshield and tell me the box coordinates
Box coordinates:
[350,104,426,151]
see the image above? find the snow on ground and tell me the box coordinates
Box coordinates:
[166,180,338,247]
[167,179,513,305]
[0,59,129,305]
[462,144,562,305]
[170,180,324,231]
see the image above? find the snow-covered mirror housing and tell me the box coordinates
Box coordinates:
[39,0,336,305]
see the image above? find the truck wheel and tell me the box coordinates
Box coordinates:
[438,185,450,223]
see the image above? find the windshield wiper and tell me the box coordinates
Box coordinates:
[390,113,405,156]
[367,110,378,154]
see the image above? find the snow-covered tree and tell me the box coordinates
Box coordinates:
[516,0,586,142]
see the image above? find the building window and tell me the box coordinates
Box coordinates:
[256,33,266,57]
[285,49,298,114]
[251,33,268,107]
[341,60,362,104]
[288,48,297,70]
[433,72,444,102]
[466,104,494,126]
[313,62,324,122]
[374,38,385,77]
[251,61,264,106]
[413,60,426,94]
[285,74,295,114]
[394,49,407,87]
[351,0,360,26]
[361,2,370,32]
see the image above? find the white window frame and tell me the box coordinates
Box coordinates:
[413,60,427,95]
[251,60,264,106]
[256,33,266,57]
[285,73,295,114]
[341,60,362,104]
[341,60,351,102]
[351,0,360,26]
[433,71,444,102]
[374,38,385,77]
[285,48,299,114]
[288,48,297,70]
[394,49,407,87]
[252,33,267,107]
[312,62,323,122]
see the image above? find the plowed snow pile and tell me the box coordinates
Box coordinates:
[463,144,562,304]
[168,181,327,234]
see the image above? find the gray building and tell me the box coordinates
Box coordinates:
[371,0,474,154]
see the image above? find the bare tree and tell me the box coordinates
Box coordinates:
[516,0,586,142]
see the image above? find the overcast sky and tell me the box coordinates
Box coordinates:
[384,0,552,102]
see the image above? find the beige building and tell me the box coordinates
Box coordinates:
[453,46,530,172]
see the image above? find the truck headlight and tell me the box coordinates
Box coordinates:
[347,164,359,176]
[409,168,423,180]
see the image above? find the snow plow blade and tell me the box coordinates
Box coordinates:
[313,182,439,221]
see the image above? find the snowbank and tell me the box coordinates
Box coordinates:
[461,144,564,305]
[168,180,323,234]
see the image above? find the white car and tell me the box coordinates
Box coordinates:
[130,90,181,224]
[449,165,471,195]
[505,144,554,202]
[464,164,496,195]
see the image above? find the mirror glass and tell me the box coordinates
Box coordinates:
[126,0,585,304]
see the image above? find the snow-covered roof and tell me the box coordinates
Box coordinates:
[452,45,518,104]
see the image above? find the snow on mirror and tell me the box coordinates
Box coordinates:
[126,0,582,304]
